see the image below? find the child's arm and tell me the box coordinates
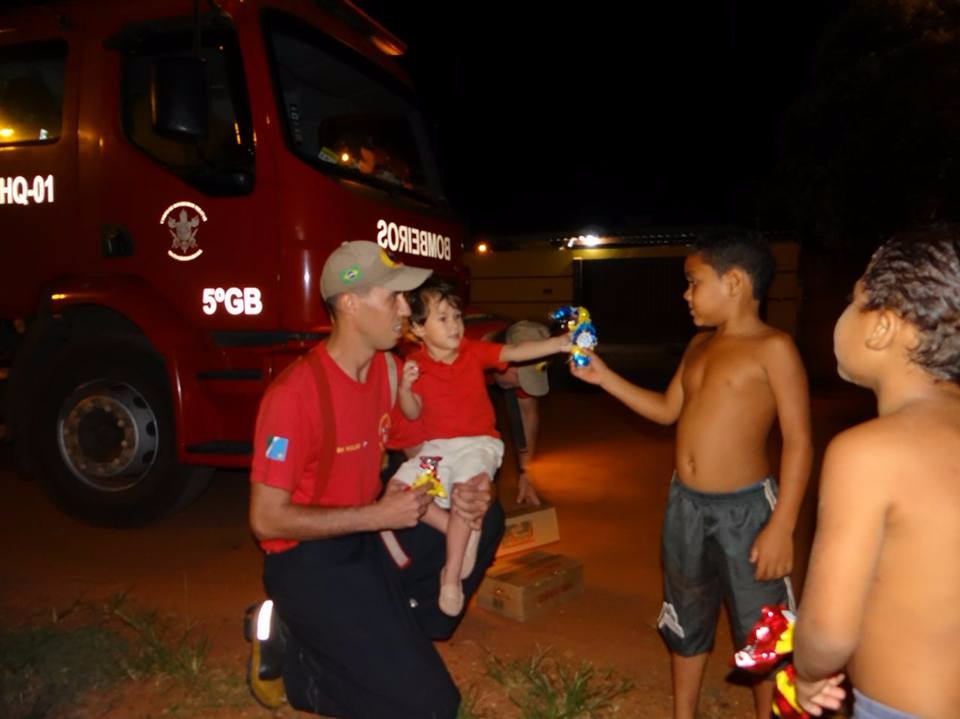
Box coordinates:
[793,426,890,681]
[570,349,685,426]
[750,334,813,580]
[499,333,571,363]
[397,360,422,420]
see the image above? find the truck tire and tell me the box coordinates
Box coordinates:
[34,337,212,526]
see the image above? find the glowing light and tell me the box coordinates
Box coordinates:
[476,242,490,254]
[0,127,14,139]
[256,600,274,641]
[559,234,604,248]
[50,293,67,301]
[371,35,405,57]
[341,151,351,163]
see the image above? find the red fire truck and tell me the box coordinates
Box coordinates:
[0,0,474,525]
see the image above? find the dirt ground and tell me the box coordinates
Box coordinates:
[0,383,874,718]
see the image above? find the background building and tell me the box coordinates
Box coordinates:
[465,227,801,384]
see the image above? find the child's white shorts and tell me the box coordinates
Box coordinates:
[392,435,504,509]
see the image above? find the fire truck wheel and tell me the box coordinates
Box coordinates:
[35,338,212,526]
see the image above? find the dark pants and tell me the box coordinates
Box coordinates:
[264,502,505,718]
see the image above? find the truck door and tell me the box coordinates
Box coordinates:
[0,38,77,317]
[22,16,272,526]
[94,17,273,334]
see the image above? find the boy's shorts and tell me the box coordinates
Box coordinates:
[392,435,504,509]
[657,474,796,656]
[852,689,918,719]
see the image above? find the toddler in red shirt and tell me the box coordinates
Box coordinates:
[394,277,570,615]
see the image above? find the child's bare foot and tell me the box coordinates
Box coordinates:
[439,581,464,616]
[460,528,482,579]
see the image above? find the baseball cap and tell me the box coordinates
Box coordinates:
[320,241,432,300]
[506,320,551,397]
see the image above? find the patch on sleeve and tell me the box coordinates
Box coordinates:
[265,436,289,462]
[657,602,685,638]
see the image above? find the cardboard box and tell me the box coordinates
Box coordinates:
[477,551,584,621]
[496,503,560,557]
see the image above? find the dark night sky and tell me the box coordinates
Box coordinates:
[358,2,835,236]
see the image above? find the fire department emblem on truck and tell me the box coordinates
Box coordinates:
[160,201,208,261]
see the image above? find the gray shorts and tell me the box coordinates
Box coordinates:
[853,689,917,719]
[657,474,795,656]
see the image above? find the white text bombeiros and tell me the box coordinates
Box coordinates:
[376,219,451,261]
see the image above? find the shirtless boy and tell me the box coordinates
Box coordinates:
[572,231,812,719]
[794,228,960,719]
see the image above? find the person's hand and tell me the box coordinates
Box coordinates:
[516,472,541,505]
[750,521,794,580]
[568,349,608,385]
[451,473,493,530]
[795,672,846,716]
[556,332,574,354]
[376,479,431,529]
[401,360,419,391]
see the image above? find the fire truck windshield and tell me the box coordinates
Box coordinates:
[264,11,445,205]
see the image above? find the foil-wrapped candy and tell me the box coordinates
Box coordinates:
[733,604,808,719]
[549,305,597,367]
[410,455,446,498]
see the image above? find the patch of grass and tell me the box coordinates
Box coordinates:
[100,593,208,683]
[0,616,130,719]
[147,667,251,717]
[486,647,634,719]
[0,594,233,719]
[456,684,487,719]
[100,594,252,714]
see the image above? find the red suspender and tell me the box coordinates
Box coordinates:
[303,348,409,566]
[304,349,337,491]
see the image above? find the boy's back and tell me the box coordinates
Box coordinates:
[677,325,802,492]
[794,228,960,719]
[831,397,960,714]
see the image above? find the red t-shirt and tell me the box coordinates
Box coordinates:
[400,338,506,442]
[250,343,393,552]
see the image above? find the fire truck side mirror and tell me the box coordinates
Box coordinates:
[152,56,209,139]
